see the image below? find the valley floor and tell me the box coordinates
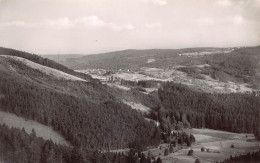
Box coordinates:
[144,128,260,163]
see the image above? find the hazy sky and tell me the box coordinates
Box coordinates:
[0,0,259,54]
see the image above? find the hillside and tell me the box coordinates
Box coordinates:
[1,47,259,163]
[0,47,160,151]
[0,47,94,82]
[1,55,87,82]
[0,111,70,146]
[158,82,260,134]
[41,54,83,62]
[46,46,260,91]
[52,47,230,70]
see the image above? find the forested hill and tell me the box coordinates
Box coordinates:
[54,47,229,70]
[47,46,260,88]
[157,82,260,136]
[0,47,93,82]
[0,48,160,151]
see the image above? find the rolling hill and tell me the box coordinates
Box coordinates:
[1,47,259,163]
[48,46,260,90]
[50,47,230,70]
[0,47,160,151]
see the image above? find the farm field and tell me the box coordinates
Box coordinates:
[0,110,70,146]
[122,100,151,113]
[86,67,254,94]
[145,128,260,163]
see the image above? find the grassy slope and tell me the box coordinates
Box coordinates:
[0,111,70,146]
[0,47,95,82]
[146,128,260,163]
[1,55,87,82]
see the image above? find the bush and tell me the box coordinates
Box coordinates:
[171,140,177,147]
[206,149,210,152]
[231,144,235,148]
[178,137,184,145]
[156,157,162,163]
[164,148,169,156]
[201,147,205,152]
[169,144,174,153]
[190,134,196,143]
[195,158,201,163]
[187,140,191,147]
[188,149,194,156]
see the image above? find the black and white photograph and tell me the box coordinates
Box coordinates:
[0,0,260,162]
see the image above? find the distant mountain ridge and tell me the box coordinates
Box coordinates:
[47,47,230,70]
[44,46,260,89]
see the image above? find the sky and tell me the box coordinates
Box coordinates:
[0,0,259,54]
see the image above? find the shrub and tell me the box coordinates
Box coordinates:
[231,144,235,148]
[195,158,201,163]
[169,144,174,153]
[188,149,194,156]
[190,134,196,143]
[156,157,162,163]
[201,147,205,152]
[187,140,191,147]
[171,140,177,147]
[164,148,169,156]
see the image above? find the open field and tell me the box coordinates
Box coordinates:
[104,70,254,94]
[0,110,70,146]
[82,63,256,94]
[112,72,169,82]
[106,83,131,91]
[51,47,260,93]
[145,128,260,163]
[122,100,151,113]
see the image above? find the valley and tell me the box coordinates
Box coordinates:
[71,47,260,163]
[2,0,260,161]
[78,66,254,95]
[72,47,259,96]
[147,128,260,163]
[0,47,259,163]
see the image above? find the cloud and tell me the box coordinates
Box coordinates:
[1,21,26,27]
[0,16,134,31]
[217,0,232,7]
[44,17,72,28]
[75,16,134,31]
[193,17,215,26]
[75,16,105,27]
[228,15,244,25]
[142,0,167,6]
[0,17,73,29]
[109,23,134,31]
[144,22,162,28]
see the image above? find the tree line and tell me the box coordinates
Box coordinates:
[220,150,260,163]
[120,79,161,88]
[0,124,164,163]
